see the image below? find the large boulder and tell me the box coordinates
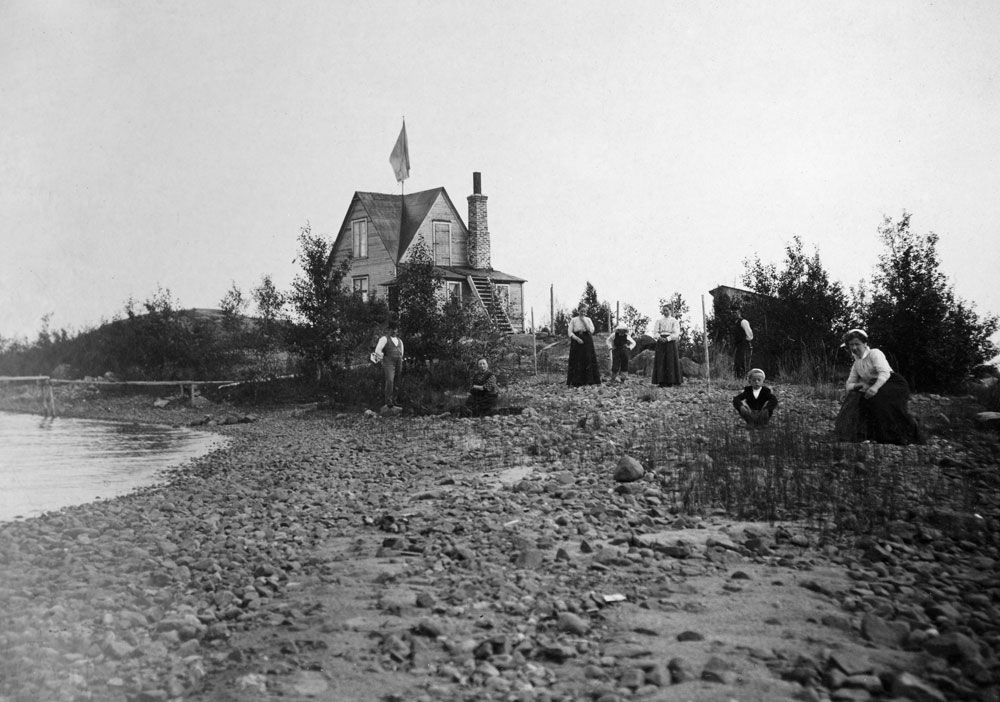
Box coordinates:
[681,357,707,378]
[509,333,537,349]
[630,350,655,377]
[614,455,645,483]
[633,335,657,353]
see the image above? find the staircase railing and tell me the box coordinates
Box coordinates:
[467,275,514,333]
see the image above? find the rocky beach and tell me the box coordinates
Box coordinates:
[1,378,998,702]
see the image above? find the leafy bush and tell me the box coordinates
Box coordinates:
[739,236,847,378]
[864,213,998,392]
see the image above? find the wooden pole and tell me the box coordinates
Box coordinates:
[549,284,554,334]
[702,294,710,388]
[531,307,537,376]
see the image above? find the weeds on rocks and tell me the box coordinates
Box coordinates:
[613,391,989,542]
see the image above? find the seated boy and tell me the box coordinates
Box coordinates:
[732,368,778,427]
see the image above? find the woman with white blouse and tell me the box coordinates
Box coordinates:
[651,305,682,387]
[567,306,601,386]
[836,329,922,444]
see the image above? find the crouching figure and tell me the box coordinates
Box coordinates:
[732,368,778,428]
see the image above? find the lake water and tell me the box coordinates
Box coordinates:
[0,411,227,522]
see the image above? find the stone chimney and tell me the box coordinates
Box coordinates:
[467,172,491,269]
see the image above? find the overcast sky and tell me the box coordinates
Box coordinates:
[3,1,998,343]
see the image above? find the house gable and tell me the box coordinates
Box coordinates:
[398,190,469,265]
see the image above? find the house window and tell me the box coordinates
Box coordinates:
[353,276,369,301]
[352,219,368,259]
[446,281,461,304]
[432,221,451,266]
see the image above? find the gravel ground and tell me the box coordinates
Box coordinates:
[0,378,998,702]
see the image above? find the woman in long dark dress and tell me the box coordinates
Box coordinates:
[567,307,601,386]
[835,329,922,445]
[651,305,682,387]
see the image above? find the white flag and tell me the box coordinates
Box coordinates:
[389,121,410,183]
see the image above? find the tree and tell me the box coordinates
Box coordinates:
[740,236,848,376]
[393,237,506,367]
[553,309,571,336]
[619,303,649,340]
[251,275,288,377]
[579,282,612,332]
[285,223,353,378]
[395,237,447,362]
[219,281,248,334]
[865,213,997,391]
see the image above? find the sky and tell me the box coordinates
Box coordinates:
[3,0,999,344]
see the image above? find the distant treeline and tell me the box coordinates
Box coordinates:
[0,226,510,384]
[543,213,997,393]
[2,214,996,393]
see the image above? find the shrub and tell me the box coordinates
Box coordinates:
[865,213,998,392]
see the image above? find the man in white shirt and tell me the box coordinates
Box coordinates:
[373,321,404,408]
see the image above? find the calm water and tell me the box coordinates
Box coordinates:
[0,411,226,522]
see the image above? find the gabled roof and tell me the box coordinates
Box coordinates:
[709,285,765,299]
[335,187,466,264]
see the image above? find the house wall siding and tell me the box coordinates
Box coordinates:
[401,194,469,265]
[334,200,395,299]
[508,283,524,332]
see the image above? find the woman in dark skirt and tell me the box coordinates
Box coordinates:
[651,304,682,386]
[457,358,500,417]
[567,306,601,386]
[835,329,922,445]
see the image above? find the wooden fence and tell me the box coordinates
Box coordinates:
[0,376,251,418]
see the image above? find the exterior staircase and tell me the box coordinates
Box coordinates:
[468,275,514,334]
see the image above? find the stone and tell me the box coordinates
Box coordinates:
[973,411,1000,430]
[557,611,590,635]
[619,667,645,689]
[667,657,695,683]
[701,656,735,684]
[676,630,704,642]
[515,549,545,569]
[829,651,874,676]
[860,612,908,647]
[923,631,982,664]
[830,688,872,701]
[613,455,645,483]
[843,674,884,693]
[103,639,136,659]
[680,357,707,378]
[891,672,946,702]
[630,349,655,376]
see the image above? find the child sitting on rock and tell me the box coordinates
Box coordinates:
[732,368,778,428]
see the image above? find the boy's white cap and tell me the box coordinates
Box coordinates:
[748,368,766,379]
[615,322,627,331]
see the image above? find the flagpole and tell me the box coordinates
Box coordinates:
[399,115,400,253]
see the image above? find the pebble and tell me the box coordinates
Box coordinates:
[0,382,996,702]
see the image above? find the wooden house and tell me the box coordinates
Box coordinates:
[708,285,763,308]
[329,172,525,333]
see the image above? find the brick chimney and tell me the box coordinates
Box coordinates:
[467,172,491,269]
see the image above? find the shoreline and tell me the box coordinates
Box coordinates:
[0,409,229,523]
[0,380,997,701]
